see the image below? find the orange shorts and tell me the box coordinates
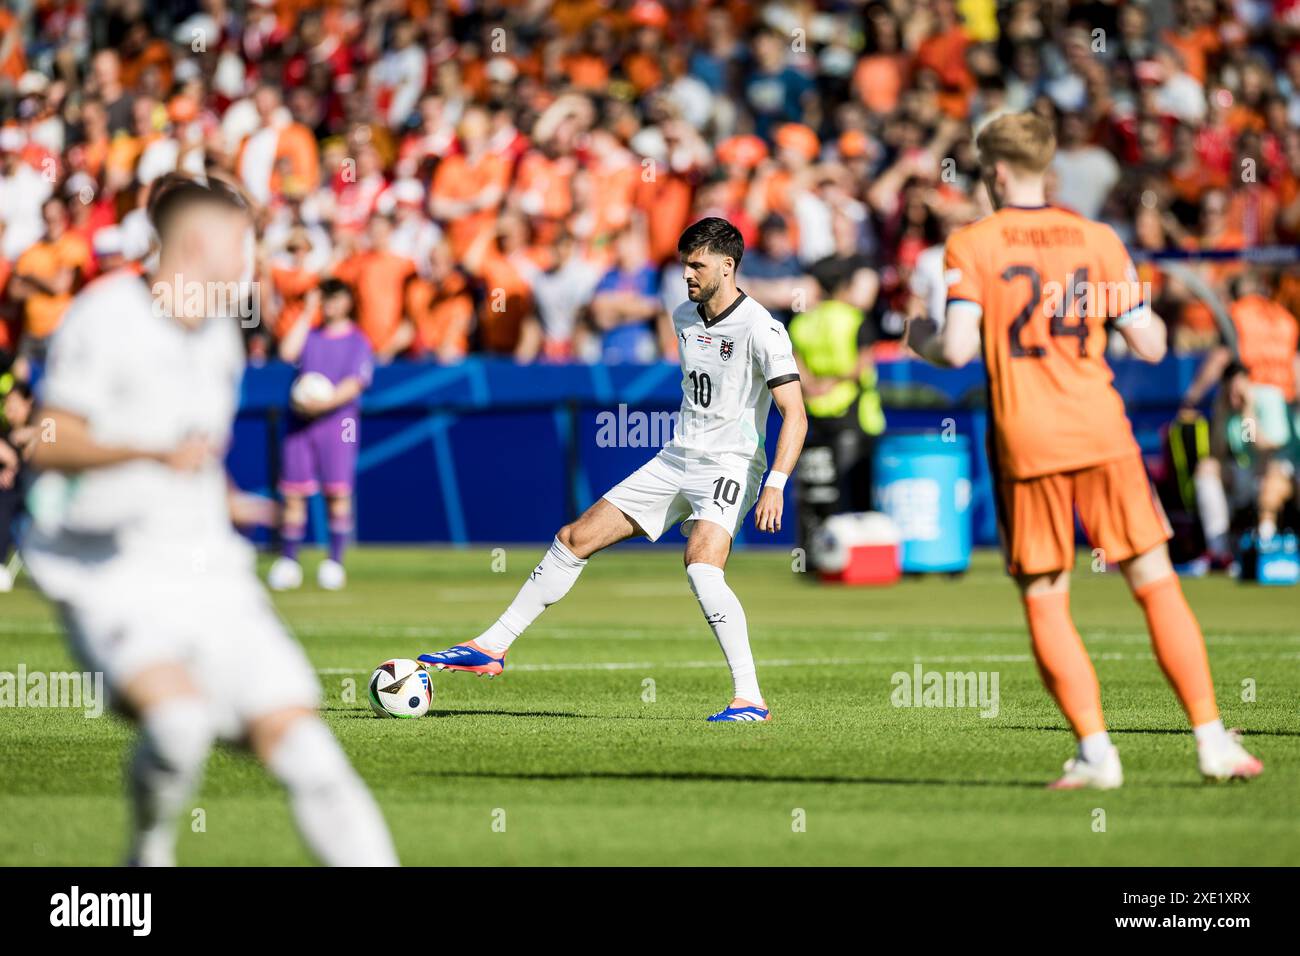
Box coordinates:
[995,454,1172,576]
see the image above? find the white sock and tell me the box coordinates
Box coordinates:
[1194,472,1230,552]
[686,563,763,705]
[266,717,398,866]
[1077,730,1112,765]
[1258,517,1277,541]
[129,697,215,867]
[1193,718,1231,749]
[475,537,588,654]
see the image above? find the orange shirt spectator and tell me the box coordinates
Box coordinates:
[623,50,664,94]
[590,162,640,240]
[333,247,417,356]
[854,53,909,116]
[1180,227,1246,337]
[462,216,555,356]
[121,38,174,91]
[271,123,321,198]
[1231,294,1299,401]
[271,264,321,338]
[1224,103,1267,135]
[1162,26,1220,85]
[430,147,511,257]
[915,25,973,119]
[474,246,548,354]
[237,86,322,204]
[514,151,576,222]
[405,269,474,360]
[72,136,110,180]
[563,51,610,91]
[636,172,694,264]
[0,9,27,83]
[551,0,608,35]
[586,132,642,241]
[14,230,91,340]
[1226,186,1279,246]
[237,120,321,203]
[1168,161,1228,205]
[105,129,158,182]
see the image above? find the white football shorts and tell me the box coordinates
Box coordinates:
[25,530,321,739]
[602,447,765,541]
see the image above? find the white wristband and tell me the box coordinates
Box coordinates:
[765,470,789,491]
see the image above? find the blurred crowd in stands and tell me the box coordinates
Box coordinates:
[0,0,1298,375]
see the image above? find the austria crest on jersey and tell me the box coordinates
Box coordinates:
[719,337,734,361]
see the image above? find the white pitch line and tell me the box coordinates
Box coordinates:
[318,649,1300,676]
[1,619,1296,657]
[288,625,1299,647]
[318,656,872,676]
[288,623,903,642]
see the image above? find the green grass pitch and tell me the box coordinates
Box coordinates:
[1,546,1297,866]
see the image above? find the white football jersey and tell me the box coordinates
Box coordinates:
[667,290,799,463]
[27,271,245,546]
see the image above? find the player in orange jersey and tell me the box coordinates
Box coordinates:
[906,112,1262,789]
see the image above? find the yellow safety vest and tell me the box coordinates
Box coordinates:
[788,300,885,436]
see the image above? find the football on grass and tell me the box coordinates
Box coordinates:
[368,659,433,718]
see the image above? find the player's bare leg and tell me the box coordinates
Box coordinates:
[1121,543,1262,781]
[1256,458,1292,541]
[420,499,641,674]
[1192,457,1232,562]
[685,520,768,721]
[248,706,398,866]
[269,494,308,591]
[118,663,215,867]
[319,493,353,590]
[556,497,643,559]
[1017,570,1121,789]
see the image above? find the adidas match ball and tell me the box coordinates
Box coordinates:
[367,659,433,718]
[291,371,335,406]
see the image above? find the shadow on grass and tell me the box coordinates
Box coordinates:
[412,768,1073,789]
[332,708,675,721]
[1003,725,1300,737]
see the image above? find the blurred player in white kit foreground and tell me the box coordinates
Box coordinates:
[21,173,397,866]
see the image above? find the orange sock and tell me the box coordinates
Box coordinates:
[1024,590,1105,738]
[1134,573,1220,726]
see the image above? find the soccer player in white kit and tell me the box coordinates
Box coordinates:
[420,218,808,721]
[21,173,397,865]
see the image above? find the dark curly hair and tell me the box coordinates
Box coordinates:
[677,216,744,266]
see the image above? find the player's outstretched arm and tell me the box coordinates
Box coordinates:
[1116,308,1168,364]
[904,302,982,368]
[29,407,216,474]
[277,290,319,364]
[227,478,281,529]
[754,379,807,533]
[1180,342,1232,410]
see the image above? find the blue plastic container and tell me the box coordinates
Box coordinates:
[1239,530,1300,586]
[872,432,972,573]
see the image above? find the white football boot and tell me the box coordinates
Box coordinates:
[268,556,303,591]
[317,559,346,591]
[1198,729,1263,782]
[1047,745,1123,790]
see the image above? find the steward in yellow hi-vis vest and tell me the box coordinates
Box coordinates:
[787,258,886,555]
